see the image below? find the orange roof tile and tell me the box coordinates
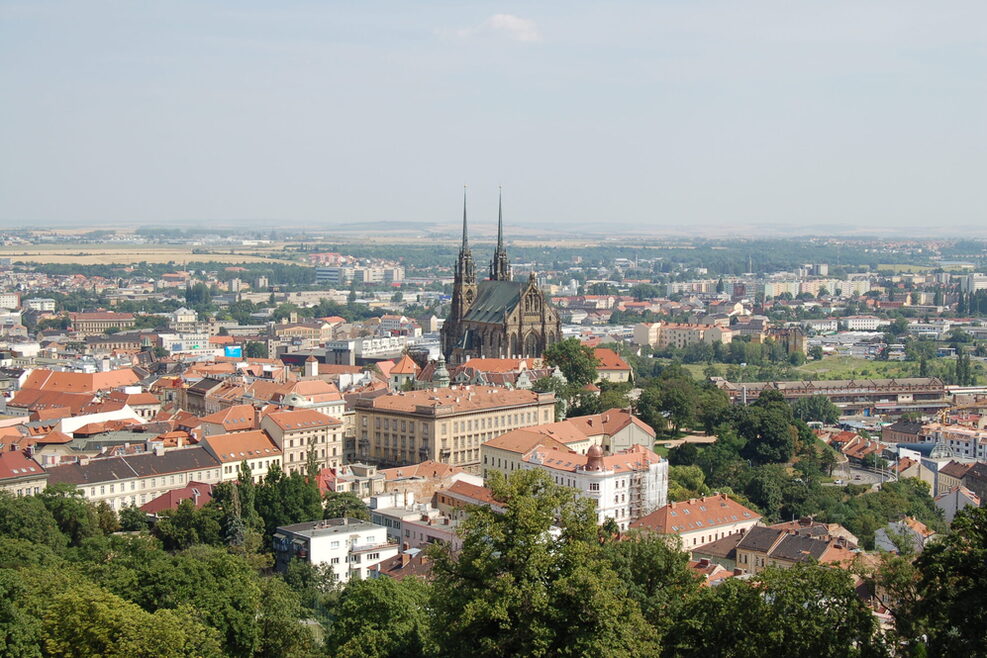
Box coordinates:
[202,429,281,463]
[593,348,631,371]
[630,494,761,535]
[263,408,341,431]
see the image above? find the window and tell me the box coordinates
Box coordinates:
[331,557,340,564]
[331,541,340,548]
[589,483,600,491]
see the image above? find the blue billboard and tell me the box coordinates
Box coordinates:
[224,345,243,358]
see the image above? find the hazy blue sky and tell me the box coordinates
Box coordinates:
[1,1,985,233]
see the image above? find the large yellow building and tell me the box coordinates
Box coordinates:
[353,386,556,473]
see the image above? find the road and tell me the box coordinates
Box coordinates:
[828,463,892,488]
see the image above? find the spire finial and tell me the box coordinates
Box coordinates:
[497,185,503,249]
[461,185,469,249]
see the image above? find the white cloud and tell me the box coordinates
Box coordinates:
[442,14,541,43]
[485,14,541,42]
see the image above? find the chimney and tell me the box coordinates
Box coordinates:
[401,553,411,566]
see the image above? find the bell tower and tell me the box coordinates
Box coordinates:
[442,186,477,359]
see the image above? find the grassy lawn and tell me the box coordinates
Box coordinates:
[678,356,916,381]
[796,357,916,380]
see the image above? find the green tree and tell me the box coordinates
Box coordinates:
[599,532,700,637]
[737,405,795,465]
[152,500,222,550]
[543,338,600,387]
[244,341,268,358]
[323,491,370,521]
[41,581,224,658]
[429,469,659,656]
[0,492,67,551]
[254,577,318,657]
[905,506,987,656]
[667,465,711,502]
[39,484,104,547]
[791,394,841,424]
[669,563,883,657]
[119,505,149,532]
[0,569,43,657]
[326,577,433,657]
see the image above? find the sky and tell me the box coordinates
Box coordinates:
[1,1,985,234]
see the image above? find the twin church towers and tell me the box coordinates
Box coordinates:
[440,187,561,365]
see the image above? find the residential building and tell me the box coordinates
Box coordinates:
[593,347,632,383]
[200,430,283,482]
[734,526,856,574]
[919,423,987,461]
[482,408,657,474]
[630,494,762,549]
[377,460,482,503]
[67,312,136,336]
[370,549,433,581]
[935,486,981,524]
[843,315,889,331]
[24,298,56,312]
[505,444,667,529]
[0,451,47,496]
[882,419,923,444]
[273,518,399,582]
[353,386,556,473]
[320,463,388,499]
[389,354,420,390]
[44,446,223,510]
[200,404,258,437]
[0,293,20,310]
[140,481,214,514]
[937,461,973,493]
[875,517,938,554]
[261,408,344,473]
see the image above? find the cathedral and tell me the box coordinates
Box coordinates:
[441,188,562,365]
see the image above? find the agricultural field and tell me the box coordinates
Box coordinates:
[0,243,300,265]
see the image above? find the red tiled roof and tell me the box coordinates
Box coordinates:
[263,408,341,431]
[202,429,281,463]
[593,348,631,371]
[630,494,761,534]
[390,354,420,376]
[140,481,214,514]
[0,451,45,481]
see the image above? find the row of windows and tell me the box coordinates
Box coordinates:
[87,470,219,497]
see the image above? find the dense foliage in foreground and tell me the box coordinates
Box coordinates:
[0,469,983,656]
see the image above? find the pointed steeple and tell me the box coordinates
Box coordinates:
[460,185,470,251]
[490,185,511,281]
[455,185,475,284]
[497,186,504,249]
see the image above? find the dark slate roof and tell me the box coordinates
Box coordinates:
[770,533,830,562]
[736,526,783,552]
[692,532,743,559]
[45,446,220,486]
[886,420,923,435]
[966,462,987,482]
[188,377,224,394]
[462,281,524,323]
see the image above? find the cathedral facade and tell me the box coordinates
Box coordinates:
[441,189,562,365]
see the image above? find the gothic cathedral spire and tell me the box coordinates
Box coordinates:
[490,186,510,281]
[443,186,478,361]
[456,185,476,284]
